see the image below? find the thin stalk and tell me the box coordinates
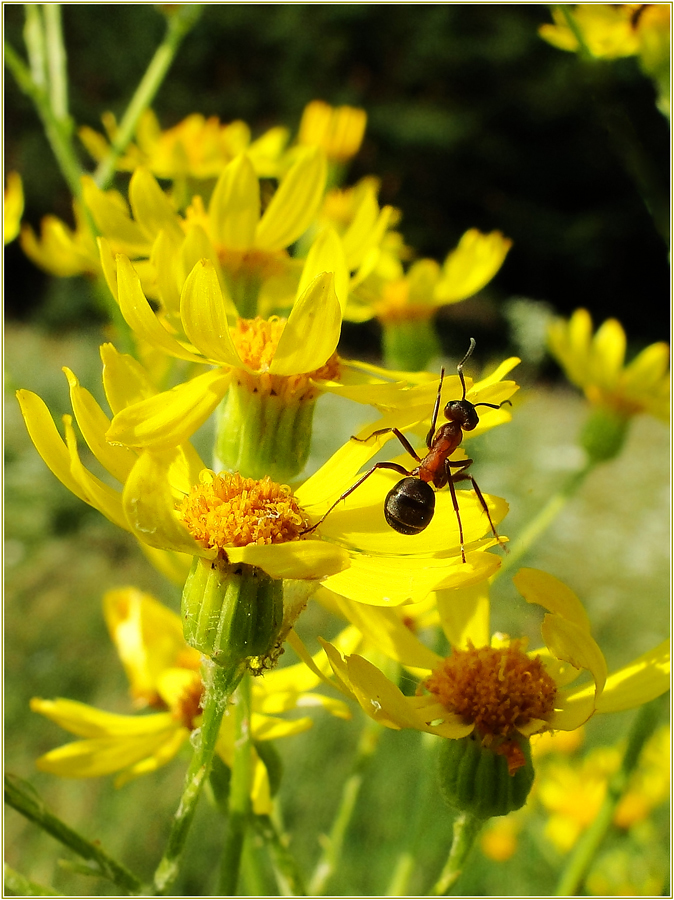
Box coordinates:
[219,674,253,895]
[23,5,46,87]
[308,717,381,895]
[94,5,203,189]
[253,814,307,896]
[152,659,245,895]
[556,6,595,61]
[428,811,485,896]
[4,774,142,894]
[495,461,594,579]
[5,40,84,207]
[555,696,666,896]
[43,5,68,121]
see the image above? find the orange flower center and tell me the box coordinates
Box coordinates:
[178,471,310,555]
[426,642,557,741]
[173,674,204,730]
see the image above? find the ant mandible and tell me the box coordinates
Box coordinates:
[303,339,509,563]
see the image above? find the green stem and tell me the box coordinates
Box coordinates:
[152,659,245,895]
[43,5,68,121]
[495,461,594,579]
[428,811,485,896]
[4,774,142,894]
[5,39,84,208]
[555,695,667,896]
[308,717,380,895]
[219,674,253,894]
[253,814,307,896]
[94,5,203,189]
[4,864,62,897]
[556,6,595,61]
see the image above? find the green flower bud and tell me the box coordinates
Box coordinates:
[437,733,535,819]
[382,317,440,372]
[182,557,283,671]
[580,407,629,464]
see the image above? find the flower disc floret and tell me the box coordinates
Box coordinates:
[425,642,557,741]
[178,472,311,554]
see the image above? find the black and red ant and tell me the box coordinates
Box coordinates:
[303,339,509,563]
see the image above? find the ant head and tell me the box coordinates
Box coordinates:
[444,398,479,430]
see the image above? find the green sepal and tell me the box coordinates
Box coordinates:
[437,733,535,819]
[580,407,629,464]
[382,317,440,372]
[215,378,315,482]
[182,557,283,669]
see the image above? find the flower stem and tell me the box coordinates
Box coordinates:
[219,674,253,894]
[152,659,245,895]
[43,5,68,121]
[94,6,203,190]
[3,864,61,897]
[252,813,307,896]
[495,461,594,579]
[4,774,142,894]
[428,811,485,896]
[308,718,380,895]
[554,695,666,897]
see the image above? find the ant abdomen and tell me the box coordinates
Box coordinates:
[385,477,436,535]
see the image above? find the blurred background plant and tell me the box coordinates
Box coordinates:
[5,4,669,896]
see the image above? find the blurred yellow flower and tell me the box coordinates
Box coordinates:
[548,308,669,422]
[4,171,24,245]
[298,99,367,164]
[31,587,350,812]
[539,5,641,58]
[79,109,289,181]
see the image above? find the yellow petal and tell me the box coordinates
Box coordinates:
[255,147,327,251]
[591,318,625,388]
[122,449,212,556]
[115,728,190,786]
[541,613,607,698]
[63,368,136,484]
[251,712,313,741]
[151,229,182,317]
[128,167,183,244]
[208,153,260,250]
[63,417,129,530]
[297,227,349,312]
[116,254,205,363]
[514,568,591,631]
[568,639,670,715]
[100,342,156,416]
[269,272,341,375]
[35,730,182,779]
[82,176,148,256]
[435,229,512,304]
[225,539,349,580]
[16,390,89,504]
[180,259,243,366]
[107,367,231,449]
[436,581,491,649]
[30,697,175,737]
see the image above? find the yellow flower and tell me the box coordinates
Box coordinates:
[4,171,24,245]
[548,308,669,421]
[79,109,289,181]
[297,100,367,164]
[347,228,513,325]
[539,5,642,58]
[84,147,327,316]
[16,344,511,605]
[321,568,668,769]
[30,587,350,812]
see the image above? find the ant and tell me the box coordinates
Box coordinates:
[302,339,510,563]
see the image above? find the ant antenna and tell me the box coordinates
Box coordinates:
[456,337,476,400]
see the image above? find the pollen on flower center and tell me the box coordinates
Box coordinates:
[231,316,341,401]
[178,471,311,554]
[425,642,557,740]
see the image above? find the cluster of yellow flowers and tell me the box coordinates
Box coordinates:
[12,93,669,867]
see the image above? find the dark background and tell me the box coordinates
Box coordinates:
[5,4,670,346]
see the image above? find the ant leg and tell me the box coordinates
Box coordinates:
[352,427,422,464]
[425,367,446,449]
[301,460,412,535]
[446,474,467,564]
[450,469,508,554]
